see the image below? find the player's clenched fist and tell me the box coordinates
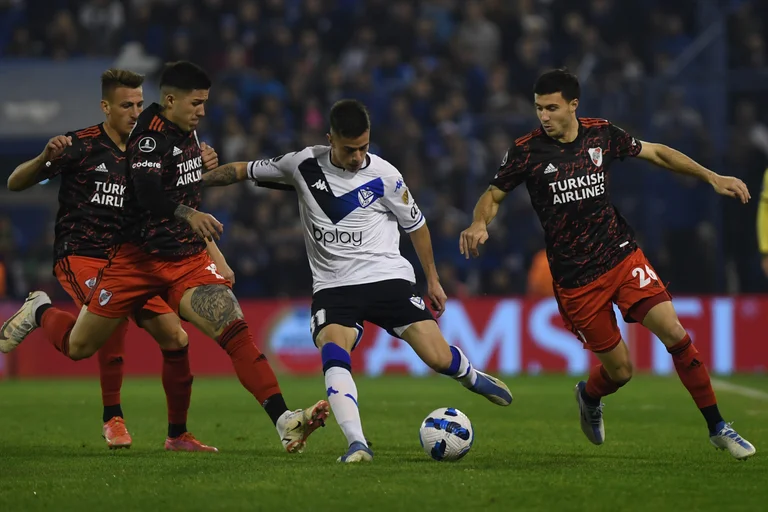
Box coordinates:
[459,221,490,259]
[188,211,224,241]
[201,142,219,171]
[43,135,72,161]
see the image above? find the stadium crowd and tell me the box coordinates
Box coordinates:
[0,0,767,300]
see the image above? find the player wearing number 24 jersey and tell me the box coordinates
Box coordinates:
[202,99,514,463]
[461,69,755,460]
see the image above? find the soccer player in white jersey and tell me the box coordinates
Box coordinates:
[202,99,513,463]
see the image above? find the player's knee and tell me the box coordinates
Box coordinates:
[425,344,453,373]
[68,340,97,360]
[660,319,687,347]
[610,360,634,385]
[166,327,189,350]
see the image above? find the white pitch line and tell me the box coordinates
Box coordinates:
[711,378,768,402]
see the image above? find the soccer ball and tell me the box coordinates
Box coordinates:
[419,407,474,461]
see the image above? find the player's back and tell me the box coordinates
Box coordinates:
[251,146,425,293]
[124,103,205,258]
[43,123,129,262]
[492,118,642,288]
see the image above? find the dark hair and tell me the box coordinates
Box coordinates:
[533,69,580,102]
[329,99,370,138]
[101,68,144,99]
[159,61,212,92]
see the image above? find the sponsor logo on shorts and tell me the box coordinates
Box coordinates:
[84,277,97,290]
[410,296,426,310]
[98,289,113,306]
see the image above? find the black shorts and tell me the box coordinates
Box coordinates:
[310,279,435,349]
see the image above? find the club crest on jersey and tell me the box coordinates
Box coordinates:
[358,187,375,208]
[138,137,156,153]
[98,289,113,306]
[84,277,97,290]
[588,147,603,167]
[410,296,426,310]
[402,188,409,204]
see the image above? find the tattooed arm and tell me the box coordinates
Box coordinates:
[202,162,248,187]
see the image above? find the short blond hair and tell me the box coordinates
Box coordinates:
[101,68,144,99]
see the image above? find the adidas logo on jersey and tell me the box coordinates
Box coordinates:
[173,146,183,156]
[95,163,108,173]
[544,163,557,174]
[312,179,329,192]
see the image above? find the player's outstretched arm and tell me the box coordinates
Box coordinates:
[201,162,248,187]
[409,223,447,317]
[7,135,72,191]
[459,185,507,259]
[638,142,751,204]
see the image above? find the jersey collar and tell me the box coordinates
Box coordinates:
[544,121,584,148]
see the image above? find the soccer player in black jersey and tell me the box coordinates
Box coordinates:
[460,69,755,460]
[5,69,225,451]
[2,62,328,454]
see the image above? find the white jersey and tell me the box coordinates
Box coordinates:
[246,145,425,293]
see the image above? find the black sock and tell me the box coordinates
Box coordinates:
[35,303,53,326]
[168,423,188,438]
[103,404,123,423]
[701,405,724,433]
[263,393,289,426]
[580,386,600,406]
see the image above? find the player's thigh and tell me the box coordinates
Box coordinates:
[364,280,435,334]
[612,249,682,345]
[85,245,164,320]
[554,284,621,354]
[179,284,242,340]
[310,285,364,352]
[399,319,452,370]
[68,306,128,360]
[54,256,106,307]
[165,250,231,315]
[640,301,686,348]
[135,308,188,351]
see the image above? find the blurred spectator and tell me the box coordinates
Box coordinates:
[0,0,767,297]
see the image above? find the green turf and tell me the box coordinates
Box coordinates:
[0,374,766,511]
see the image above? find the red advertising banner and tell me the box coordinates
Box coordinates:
[2,296,767,378]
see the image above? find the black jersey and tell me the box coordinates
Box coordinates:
[124,103,205,257]
[41,123,127,262]
[491,118,643,288]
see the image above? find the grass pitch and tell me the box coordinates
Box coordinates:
[1,374,766,511]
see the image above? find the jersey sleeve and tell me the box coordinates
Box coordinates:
[40,132,84,180]
[127,131,168,175]
[380,173,426,233]
[490,144,528,192]
[246,152,300,185]
[608,123,642,159]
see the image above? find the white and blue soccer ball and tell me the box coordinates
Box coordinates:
[419,407,474,462]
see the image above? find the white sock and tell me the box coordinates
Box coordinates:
[451,346,478,388]
[325,366,367,447]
